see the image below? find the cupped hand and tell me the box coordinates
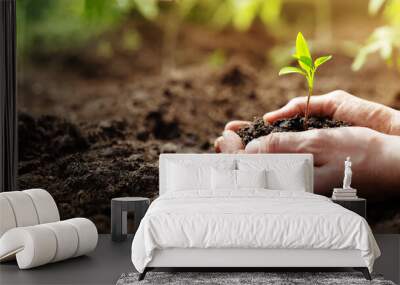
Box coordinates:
[244,127,391,198]
[215,90,400,154]
[264,90,400,135]
[216,124,400,198]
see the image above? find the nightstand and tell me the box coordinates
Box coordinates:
[111,197,150,242]
[331,198,366,218]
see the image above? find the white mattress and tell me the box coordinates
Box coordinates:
[131,190,380,273]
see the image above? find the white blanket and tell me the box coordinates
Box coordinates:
[131,190,380,273]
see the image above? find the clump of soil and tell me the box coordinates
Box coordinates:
[237,115,351,146]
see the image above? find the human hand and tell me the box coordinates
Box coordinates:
[264,90,400,135]
[214,90,400,198]
[246,126,400,199]
[215,90,400,154]
[217,125,400,199]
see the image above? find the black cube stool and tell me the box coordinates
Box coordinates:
[111,197,150,242]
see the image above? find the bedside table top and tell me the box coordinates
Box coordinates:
[331,197,366,202]
[112,197,149,202]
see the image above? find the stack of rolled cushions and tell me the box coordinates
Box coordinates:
[0,189,98,269]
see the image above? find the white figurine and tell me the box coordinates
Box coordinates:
[343,156,353,189]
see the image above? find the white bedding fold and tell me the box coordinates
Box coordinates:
[131,190,380,273]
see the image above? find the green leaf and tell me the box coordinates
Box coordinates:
[295,32,312,71]
[295,32,311,59]
[314,55,332,68]
[293,55,313,71]
[278,66,306,76]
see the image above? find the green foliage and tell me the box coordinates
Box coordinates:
[353,26,400,71]
[353,0,400,72]
[279,32,332,124]
[210,0,283,31]
[278,66,305,76]
[279,32,332,90]
[17,0,284,57]
[17,0,122,56]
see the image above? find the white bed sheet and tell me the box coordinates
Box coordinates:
[131,190,380,273]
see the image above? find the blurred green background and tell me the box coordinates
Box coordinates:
[16,0,400,72]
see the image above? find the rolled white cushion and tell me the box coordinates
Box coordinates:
[0,226,57,269]
[0,196,17,237]
[1,191,39,227]
[64,218,98,257]
[42,221,79,262]
[23,189,60,223]
[0,218,98,269]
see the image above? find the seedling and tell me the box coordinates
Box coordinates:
[279,32,332,126]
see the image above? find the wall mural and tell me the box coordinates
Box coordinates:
[17,0,400,233]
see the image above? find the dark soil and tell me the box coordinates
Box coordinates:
[238,116,351,146]
[18,112,162,232]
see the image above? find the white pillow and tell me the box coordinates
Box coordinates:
[267,165,306,191]
[166,159,236,192]
[236,169,267,189]
[168,162,211,191]
[238,160,307,191]
[211,168,236,190]
[211,169,268,191]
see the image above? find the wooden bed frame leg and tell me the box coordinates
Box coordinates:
[354,267,371,280]
[138,268,148,281]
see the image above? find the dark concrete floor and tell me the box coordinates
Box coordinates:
[0,234,399,285]
[0,235,135,285]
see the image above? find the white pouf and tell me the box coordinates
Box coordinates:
[1,191,39,227]
[0,196,17,237]
[0,189,98,269]
[23,189,60,224]
[65,218,98,257]
[42,221,79,262]
[0,225,57,268]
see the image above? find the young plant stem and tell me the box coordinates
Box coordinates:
[304,86,312,128]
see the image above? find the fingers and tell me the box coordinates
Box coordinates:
[214,137,224,153]
[244,132,306,153]
[263,97,307,123]
[214,130,244,153]
[215,120,249,153]
[224,120,251,131]
[263,92,340,124]
[244,130,327,166]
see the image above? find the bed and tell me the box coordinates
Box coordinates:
[131,154,380,280]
